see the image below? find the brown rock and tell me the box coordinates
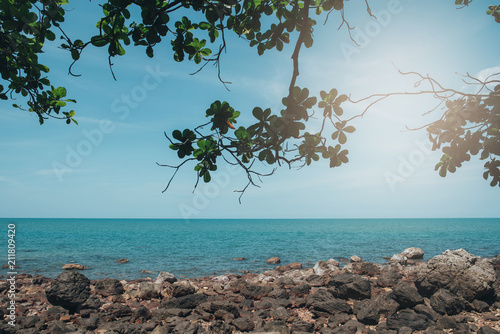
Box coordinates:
[289,262,303,269]
[266,257,281,264]
[62,263,89,270]
[233,257,246,261]
[114,258,129,263]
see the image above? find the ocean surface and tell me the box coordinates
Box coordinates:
[2,218,499,280]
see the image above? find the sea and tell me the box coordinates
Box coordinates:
[2,218,499,281]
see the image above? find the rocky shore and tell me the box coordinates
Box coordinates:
[1,248,500,333]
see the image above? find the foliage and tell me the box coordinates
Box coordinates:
[1,0,499,195]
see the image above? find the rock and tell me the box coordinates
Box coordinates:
[477,326,499,334]
[391,282,424,308]
[270,306,289,321]
[378,268,403,287]
[263,320,288,333]
[389,254,408,266]
[173,319,200,334]
[45,271,91,313]
[155,271,177,284]
[61,263,89,270]
[94,278,124,296]
[350,262,381,276]
[386,309,430,331]
[350,255,363,262]
[233,257,245,261]
[328,273,371,300]
[232,317,255,332]
[241,284,273,300]
[436,315,458,330]
[355,299,380,325]
[114,258,129,263]
[291,320,314,332]
[289,262,303,269]
[471,299,490,312]
[266,257,281,264]
[208,320,235,333]
[313,259,339,275]
[104,303,132,317]
[161,293,208,309]
[171,282,195,297]
[429,289,466,315]
[401,247,424,259]
[415,249,496,301]
[306,274,326,287]
[306,289,352,317]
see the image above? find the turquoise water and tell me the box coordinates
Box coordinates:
[2,218,499,280]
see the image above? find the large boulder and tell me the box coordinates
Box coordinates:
[327,273,371,300]
[306,289,352,317]
[429,289,466,315]
[391,282,424,309]
[415,249,496,301]
[45,271,91,313]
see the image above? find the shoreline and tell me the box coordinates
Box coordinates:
[1,248,500,333]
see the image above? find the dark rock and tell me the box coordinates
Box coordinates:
[263,320,288,333]
[391,282,424,308]
[275,277,295,287]
[198,301,240,317]
[292,320,314,332]
[171,282,195,297]
[18,315,40,328]
[105,303,132,318]
[430,289,466,315]
[471,299,490,312]
[137,281,160,299]
[397,327,413,334]
[435,315,458,330]
[386,309,429,331]
[161,293,208,309]
[290,283,311,297]
[115,258,129,263]
[232,317,255,332]
[413,304,441,322]
[172,320,200,334]
[306,274,326,287]
[45,320,79,334]
[478,326,499,334]
[328,312,351,327]
[45,271,91,313]
[350,262,381,276]
[415,249,496,301]
[94,278,124,296]
[31,274,51,285]
[378,268,403,288]
[241,284,273,300]
[269,287,290,299]
[354,299,380,325]
[132,305,152,320]
[270,306,289,321]
[373,292,400,316]
[208,320,234,333]
[328,273,371,300]
[81,294,102,310]
[306,289,352,317]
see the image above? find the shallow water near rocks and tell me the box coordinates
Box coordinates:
[3,217,500,280]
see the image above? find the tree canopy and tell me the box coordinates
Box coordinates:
[1,0,499,199]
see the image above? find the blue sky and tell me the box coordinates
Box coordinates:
[1,0,499,219]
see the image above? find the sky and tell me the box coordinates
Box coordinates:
[1,0,499,219]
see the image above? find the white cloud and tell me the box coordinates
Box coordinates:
[476,66,500,83]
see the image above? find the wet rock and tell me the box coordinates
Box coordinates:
[328,273,371,300]
[114,258,129,263]
[306,289,352,317]
[386,309,430,331]
[430,289,466,315]
[266,257,281,264]
[415,249,496,301]
[401,247,424,259]
[94,278,124,296]
[391,282,424,308]
[61,263,89,270]
[154,271,177,284]
[45,271,91,313]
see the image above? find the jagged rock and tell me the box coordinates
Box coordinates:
[241,284,273,300]
[306,289,352,317]
[328,273,371,300]
[171,282,195,297]
[389,254,408,266]
[391,282,424,308]
[350,262,381,276]
[232,317,255,331]
[208,320,235,333]
[386,309,430,331]
[477,326,499,334]
[291,319,314,332]
[94,278,124,296]
[354,299,380,325]
[378,268,403,287]
[401,247,424,259]
[430,289,466,315]
[350,255,363,263]
[415,249,496,301]
[45,271,91,313]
